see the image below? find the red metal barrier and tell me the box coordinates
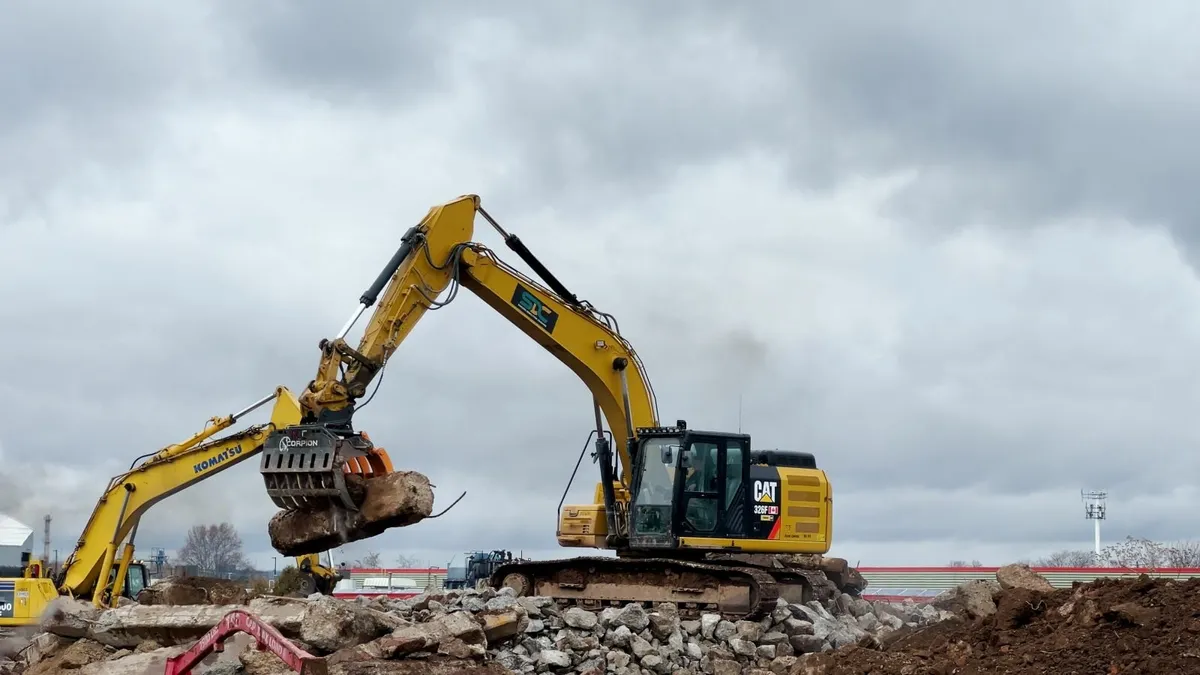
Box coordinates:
[163,608,327,675]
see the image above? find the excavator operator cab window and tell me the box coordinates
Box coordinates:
[126,565,147,598]
[681,442,720,533]
[631,436,681,544]
[114,564,148,599]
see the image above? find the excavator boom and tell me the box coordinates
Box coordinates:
[260,195,659,512]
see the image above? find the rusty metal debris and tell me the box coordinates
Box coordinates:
[163,609,326,675]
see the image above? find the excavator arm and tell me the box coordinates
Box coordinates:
[455,243,660,479]
[297,195,660,453]
[261,195,659,514]
[55,387,341,607]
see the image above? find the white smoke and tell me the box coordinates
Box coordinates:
[0,436,109,536]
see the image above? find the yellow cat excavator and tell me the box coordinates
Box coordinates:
[259,195,858,619]
[0,390,350,627]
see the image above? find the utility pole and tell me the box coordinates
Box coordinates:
[42,515,51,566]
[1082,490,1107,556]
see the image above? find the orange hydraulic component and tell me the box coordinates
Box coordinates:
[341,447,394,478]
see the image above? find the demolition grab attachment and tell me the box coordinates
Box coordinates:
[260,425,393,511]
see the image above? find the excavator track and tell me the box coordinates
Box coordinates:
[488,556,782,620]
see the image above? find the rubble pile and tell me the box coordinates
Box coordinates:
[0,574,952,675]
[373,585,952,674]
[137,576,255,606]
[8,561,1198,674]
[800,564,1200,675]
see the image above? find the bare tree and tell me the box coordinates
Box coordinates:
[1030,538,1200,569]
[355,550,383,568]
[1100,536,1172,569]
[946,560,983,567]
[176,523,250,576]
[1164,540,1200,566]
[1033,549,1100,567]
[395,553,419,568]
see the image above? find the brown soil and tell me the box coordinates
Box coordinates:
[798,574,1200,675]
[136,575,253,605]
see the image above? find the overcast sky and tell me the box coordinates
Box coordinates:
[5,1,1200,573]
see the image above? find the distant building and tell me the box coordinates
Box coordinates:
[331,567,448,600]
[0,514,34,575]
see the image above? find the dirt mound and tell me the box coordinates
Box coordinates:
[135,576,252,605]
[797,574,1200,675]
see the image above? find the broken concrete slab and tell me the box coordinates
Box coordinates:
[996,563,1056,593]
[479,609,524,645]
[23,637,109,675]
[239,648,295,675]
[77,645,186,675]
[933,579,999,619]
[58,601,308,649]
[374,611,487,659]
[18,632,69,668]
[39,597,103,639]
[268,471,435,556]
[88,605,250,648]
[45,595,392,655]
[296,595,400,653]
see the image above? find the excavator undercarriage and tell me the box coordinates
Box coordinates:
[489,553,863,620]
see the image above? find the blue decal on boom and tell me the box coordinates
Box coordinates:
[510,284,559,333]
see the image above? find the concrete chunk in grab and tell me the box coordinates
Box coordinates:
[267,470,435,556]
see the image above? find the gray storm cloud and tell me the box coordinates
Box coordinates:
[3,1,1200,569]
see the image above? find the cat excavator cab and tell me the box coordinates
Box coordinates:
[260,195,859,619]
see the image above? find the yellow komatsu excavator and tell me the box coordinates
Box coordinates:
[259,195,857,619]
[0,390,347,627]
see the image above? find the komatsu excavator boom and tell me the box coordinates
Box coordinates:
[261,195,856,619]
[1,388,345,627]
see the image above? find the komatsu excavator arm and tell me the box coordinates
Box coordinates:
[54,388,341,608]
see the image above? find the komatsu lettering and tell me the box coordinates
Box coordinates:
[193,445,243,474]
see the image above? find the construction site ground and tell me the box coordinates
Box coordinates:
[804,572,1200,675]
[2,564,1198,674]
